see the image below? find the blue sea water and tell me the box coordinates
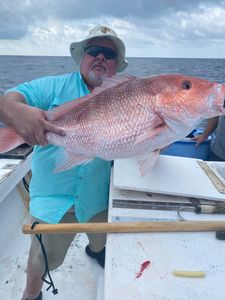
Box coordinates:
[1,55,225,95]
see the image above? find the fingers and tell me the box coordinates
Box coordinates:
[33,122,66,146]
[9,107,66,146]
[44,122,66,136]
[18,119,66,147]
[20,125,51,146]
[192,134,206,147]
[35,130,48,146]
[22,131,47,146]
[192,137,200,147]
[194,141,200,148]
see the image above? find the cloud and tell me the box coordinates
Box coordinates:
[0,2,28,39]
[1,0,224,38]
[1,0,225,57]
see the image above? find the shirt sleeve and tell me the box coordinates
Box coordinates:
[5,76,57,110]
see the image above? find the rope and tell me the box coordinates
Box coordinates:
[22,177,29,192]
[31,221,58,295]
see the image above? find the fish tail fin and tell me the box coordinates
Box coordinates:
[0,127,25,153]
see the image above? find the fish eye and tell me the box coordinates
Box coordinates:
[182,80,192,90]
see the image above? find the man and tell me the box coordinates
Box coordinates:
[193,116,225,161]
[0,24,128,300]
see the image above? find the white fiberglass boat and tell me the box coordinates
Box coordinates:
[0,153,103,300]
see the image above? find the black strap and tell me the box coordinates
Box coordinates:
[31,221,58,295]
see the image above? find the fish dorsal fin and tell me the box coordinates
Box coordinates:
[91,74,137,96]
[45,74,136,122]
[45,95,92,121]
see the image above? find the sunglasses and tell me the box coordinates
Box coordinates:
[84,45,118,60]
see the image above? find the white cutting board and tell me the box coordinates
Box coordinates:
[113,155,225,202]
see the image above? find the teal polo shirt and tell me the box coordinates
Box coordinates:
[7,72,112,223]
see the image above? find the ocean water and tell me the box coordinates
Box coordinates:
[1,55,225,95]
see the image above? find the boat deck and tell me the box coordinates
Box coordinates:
[0,216,103,299]
[2,154,225,299]
[0,154,103,300]
[103,157,225,300]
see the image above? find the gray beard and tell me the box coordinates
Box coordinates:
[88,70,107,87]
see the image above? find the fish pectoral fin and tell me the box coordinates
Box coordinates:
[0,127,25,153]
[134,124,166,146]
[53,149,93,173]
[136,150,160,177]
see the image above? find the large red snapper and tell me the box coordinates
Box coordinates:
[0,74,225,173]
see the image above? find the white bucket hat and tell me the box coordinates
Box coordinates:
[70,25,128,72]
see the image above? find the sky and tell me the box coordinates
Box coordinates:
[1,0,225,58]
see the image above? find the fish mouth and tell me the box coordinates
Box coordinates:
[208,84,225,112]
[217,84,225,109]
[216,84,225,108]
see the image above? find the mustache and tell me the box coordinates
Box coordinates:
[91,63,107,72]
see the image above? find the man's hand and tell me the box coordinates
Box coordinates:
[192,133,208,147]
[13,104,66,146]
[0,92,65,146]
